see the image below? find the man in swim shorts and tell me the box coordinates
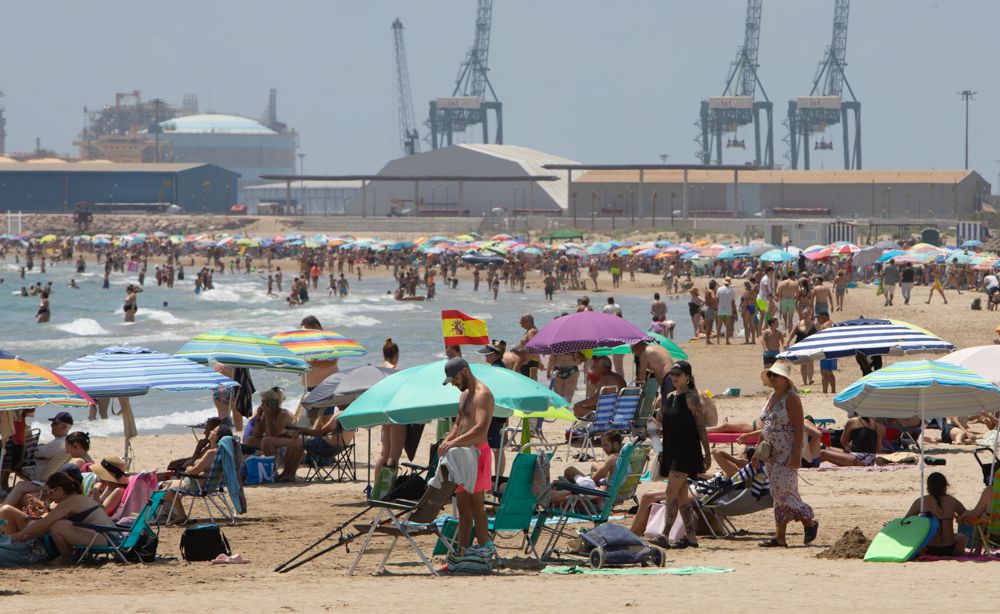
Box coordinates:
[776,273,798,332]
[761,317,782,367]
[440,358,495,554]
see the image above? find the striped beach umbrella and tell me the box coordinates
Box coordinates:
[55,346,239,398]
[176,330,310,373]
[834,360,1000,510]
[777,318,953,364]
[0,358,94,412]
[272,329,367,361]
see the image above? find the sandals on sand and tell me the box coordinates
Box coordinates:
[759,538,787,548]
[805,520,819,544]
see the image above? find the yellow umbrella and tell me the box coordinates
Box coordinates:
[40,234,58,243]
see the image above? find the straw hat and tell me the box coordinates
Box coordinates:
[761,360,794,388]
[92,456,129,485]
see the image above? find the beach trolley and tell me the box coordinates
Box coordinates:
[575,523,665,569]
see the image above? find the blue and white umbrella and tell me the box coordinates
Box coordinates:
[56,346,239,398]
[759,249,795,263]
[55,346,239,466]
[834,360,1000,510]
[777,318,953,364]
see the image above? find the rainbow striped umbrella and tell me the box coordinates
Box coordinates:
[0,358,95,412]
[271,329,367,361]
[176,330,310,373]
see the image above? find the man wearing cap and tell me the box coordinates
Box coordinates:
[716,277,736,345]
[25,412,74,481]
[440,357,495,554]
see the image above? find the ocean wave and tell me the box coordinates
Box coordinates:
[54,318,111,336]
[31,407,219,438]
[140,308,188,325]
[196,287,272,305]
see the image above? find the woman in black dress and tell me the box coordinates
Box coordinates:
[655,360,712,548]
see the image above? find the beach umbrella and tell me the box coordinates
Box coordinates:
[938,346,1000,385]
[851,247,884,268]
[834,360,1000,511]
[337,360,569,430]
[805,248,833,260]
[587,243,611,255]
[0,350,16,360]
[777,318,953,364]
[872,239,901,250]
[300,365,397,409]
[39,234,58,243]
[271,329,367,361]
[525,311,653,355]
[54,346,238,398]
[961,239,984,249]
[0,358,95,412]
[176,329,310,373]
[54,346,239,466]
[759,249,795,262]
[716,248,740,260]
[831,242,860,255]
[589,331,688,360]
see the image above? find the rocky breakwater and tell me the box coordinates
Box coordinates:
[16,214,258,236]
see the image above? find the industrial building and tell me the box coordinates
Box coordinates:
[0,162,239,214]
[572,169,990,221]
[156,113,296,195]
[347,144,577,217]
[244,180,362,216]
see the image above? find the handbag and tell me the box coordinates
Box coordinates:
[755,438,774,461]
[180,524,231,562]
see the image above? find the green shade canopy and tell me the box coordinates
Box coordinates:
[541,229,585,242]
[588,332,688,360]
[338,360,570,430]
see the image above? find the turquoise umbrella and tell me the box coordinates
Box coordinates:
[834,360,1000,510]
[590,332,688,360]
[759,249,795,262]
[338,360,569,430]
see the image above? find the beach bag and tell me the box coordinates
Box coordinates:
[370,465,398,500]
[124,530,159,563]
[388,473,426,502]
[971,298,982,310]
[755,438,774,461]
[180,524,231,562]
[243,456,275,485]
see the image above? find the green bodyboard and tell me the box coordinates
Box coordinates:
[864,515,937,563]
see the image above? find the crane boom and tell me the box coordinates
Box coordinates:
[822,0,849,97]
[392,18,419,155]
[452,0,494,100]
[738,0,763,98]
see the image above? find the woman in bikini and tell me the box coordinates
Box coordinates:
[123,284,139,323]
[739,280,757,345]
[906,472,968,557]
[373,339,406,483]
[548,351,584,404]
[211,364,240,431]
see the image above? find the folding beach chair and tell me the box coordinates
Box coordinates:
[537,441,650,559]
[967,450,1000,556]
[631,379,660,435]
[166,436,244,525]
[434,452,545,562]
[608,387,642,433]
[2,428,39,478]
[301,434,357,483]
[568,386,618,460]
[347,471,458,576]
[696,487,773,538]
[74,490,166,564]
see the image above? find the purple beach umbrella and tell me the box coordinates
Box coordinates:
[525,311,653,355]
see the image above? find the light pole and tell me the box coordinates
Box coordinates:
[651,191,658,228]
[590,191,598,231]
[670,191,676,226]
[959,90,976,169]
[611,194,623,231]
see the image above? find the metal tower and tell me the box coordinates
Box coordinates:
[786,0,861,169]
[696,0,774,167]
[427,0,503,148]
[392,18,420,156]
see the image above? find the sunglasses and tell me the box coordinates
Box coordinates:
[767,372,781,379]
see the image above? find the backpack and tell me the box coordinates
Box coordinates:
[179,524,231,562]
[971,297,982,310]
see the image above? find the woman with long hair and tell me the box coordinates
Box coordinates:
[372,339,406,494]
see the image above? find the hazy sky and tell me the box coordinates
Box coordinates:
[3,1,999,183]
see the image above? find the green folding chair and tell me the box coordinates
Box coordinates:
[536,441,649,559]
[74,490,166,564]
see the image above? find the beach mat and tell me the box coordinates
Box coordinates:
[916,554,999,562]
[541,565,734,576]
[864,516,938,563]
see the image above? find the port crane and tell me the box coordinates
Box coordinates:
[392,18,420,156]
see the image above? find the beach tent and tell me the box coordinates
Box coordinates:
[540,229,584,243]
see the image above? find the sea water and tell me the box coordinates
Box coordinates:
[1,260,694,436]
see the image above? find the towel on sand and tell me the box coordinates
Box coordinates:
[541,565,735,576]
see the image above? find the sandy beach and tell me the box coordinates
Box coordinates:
[4,263,999,613]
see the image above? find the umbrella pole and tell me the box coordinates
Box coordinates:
[919,395,926,515]
[364,428,372,496]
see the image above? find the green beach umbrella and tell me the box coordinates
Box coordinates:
[588,332,688,360]
[338,360,569,430]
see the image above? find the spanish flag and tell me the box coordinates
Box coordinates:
[441,310,489,346]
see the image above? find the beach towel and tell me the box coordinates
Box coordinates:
[916,554,999,562]
[541,565,735,576]
[232,368,255,419]
[532,452,552,508]
[217,436,247,514]
[0,535,55,567]
[429,446,480,493]
[113,471,158,521]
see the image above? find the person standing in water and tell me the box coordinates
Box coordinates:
[36,291,50,324]
[123,285,139,322]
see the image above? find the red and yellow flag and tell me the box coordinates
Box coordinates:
[441,310,489,346]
